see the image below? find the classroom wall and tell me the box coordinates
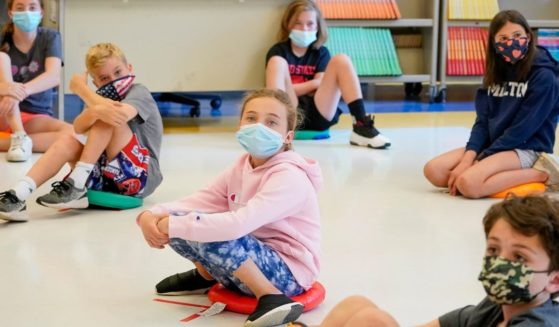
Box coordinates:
[63,0,291,93]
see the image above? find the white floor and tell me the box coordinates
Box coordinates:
[1,124,507,326]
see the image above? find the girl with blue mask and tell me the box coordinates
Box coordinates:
[139,89,323,327]
[266,0,391,150]
[0,0,70,163]
[425,10,559,199]
[236,89,295,165]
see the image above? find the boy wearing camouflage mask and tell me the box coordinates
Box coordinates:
[290,195,559,327]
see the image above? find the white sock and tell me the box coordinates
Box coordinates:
[68,161,94,189]
[12,176,36,201]
[13,131,27,137]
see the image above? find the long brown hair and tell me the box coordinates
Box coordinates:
[484,10,536,88]
[277,0,328,50]
[0,0,44,53]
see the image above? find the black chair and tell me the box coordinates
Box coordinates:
[154,92,222,117]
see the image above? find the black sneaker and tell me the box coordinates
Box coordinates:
[36,178,88,209]
[0,190,27,222]
[245,294,304,327]
[350,115,391,149]
[155,269,217,295]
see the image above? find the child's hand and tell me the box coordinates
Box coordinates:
[448,161,473,196]
[92,103,129,127]
[0,96,19,116]
[69,72,88,93]
[0,82,27,101]
[139,211,169,249]
[156,217,170,235]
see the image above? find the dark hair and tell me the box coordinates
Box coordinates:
[0,0,44,53]
[277,0,328,50]
[483,195,559,276]
[484,10,536,88]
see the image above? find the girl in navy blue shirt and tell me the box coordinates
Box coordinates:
[424,10,559,198]
[266,0,390,149]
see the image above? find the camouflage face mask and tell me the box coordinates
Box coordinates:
[478,256,549,305]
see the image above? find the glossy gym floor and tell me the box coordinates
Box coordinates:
[2,108,556,326]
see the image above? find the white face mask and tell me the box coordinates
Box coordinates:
[289,29,317,48]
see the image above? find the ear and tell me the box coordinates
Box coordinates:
[285,130,294,145]
[128,63,134,74]
[546,270,559,294]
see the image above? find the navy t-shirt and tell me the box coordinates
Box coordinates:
[266,40,330,85]
[1,27,62,116]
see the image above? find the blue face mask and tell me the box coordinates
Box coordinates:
[236,123,285,159]
[12,11,42,33]
[289,29,317,48]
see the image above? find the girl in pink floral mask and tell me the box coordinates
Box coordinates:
[424,10,559,199]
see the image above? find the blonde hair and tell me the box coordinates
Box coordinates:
[277,0,328,49]
[240,89,301,151]
[0,0,44,53]
[85,43,128,73]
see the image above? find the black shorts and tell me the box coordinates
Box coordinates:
[297,95,343,131]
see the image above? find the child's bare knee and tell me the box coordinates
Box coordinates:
[456,175,482,198]
[424,162,446,187]
[331,53,352,67]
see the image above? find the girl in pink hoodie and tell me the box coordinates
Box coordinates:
[138,89,322,327]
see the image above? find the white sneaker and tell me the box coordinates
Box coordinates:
[533,153,559,191]
[7,133,32,162]
[349,115,391,149]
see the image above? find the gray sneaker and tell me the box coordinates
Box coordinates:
[533,153,559,191]
[36,178,88,209]
[0,190,28,222]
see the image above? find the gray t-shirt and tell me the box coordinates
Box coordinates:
[2,27,62,115]
[122,84,163,197]
[439,297,559,327]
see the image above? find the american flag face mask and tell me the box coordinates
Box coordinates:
[95,75,135,101]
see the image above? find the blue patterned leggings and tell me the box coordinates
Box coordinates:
[169,235,305,297]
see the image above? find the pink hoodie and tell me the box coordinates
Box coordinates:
[147,150,322,290]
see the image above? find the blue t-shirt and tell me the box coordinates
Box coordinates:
[1,27,62,116]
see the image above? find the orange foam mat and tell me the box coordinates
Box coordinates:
[490,183,546,199]
[317,0,401,20]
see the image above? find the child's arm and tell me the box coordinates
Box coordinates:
[465,89,490,155]
[20,57,62,95]
[137,165,232,247]
[418,320,441,327]
[168,167,315,243]
[21,57,61,96]
[293,73,323,96]
[480,70,558,158]
[70,73,137,134]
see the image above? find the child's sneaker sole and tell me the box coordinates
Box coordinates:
[0,210,28,222]
[350,132,391,149]
[36,196,89,209]
[244,302,304,327]
[155,286,212,296]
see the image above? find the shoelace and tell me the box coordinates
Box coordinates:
[50,180,72,196]
[0,191,20,204]
[9,135,25,150]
